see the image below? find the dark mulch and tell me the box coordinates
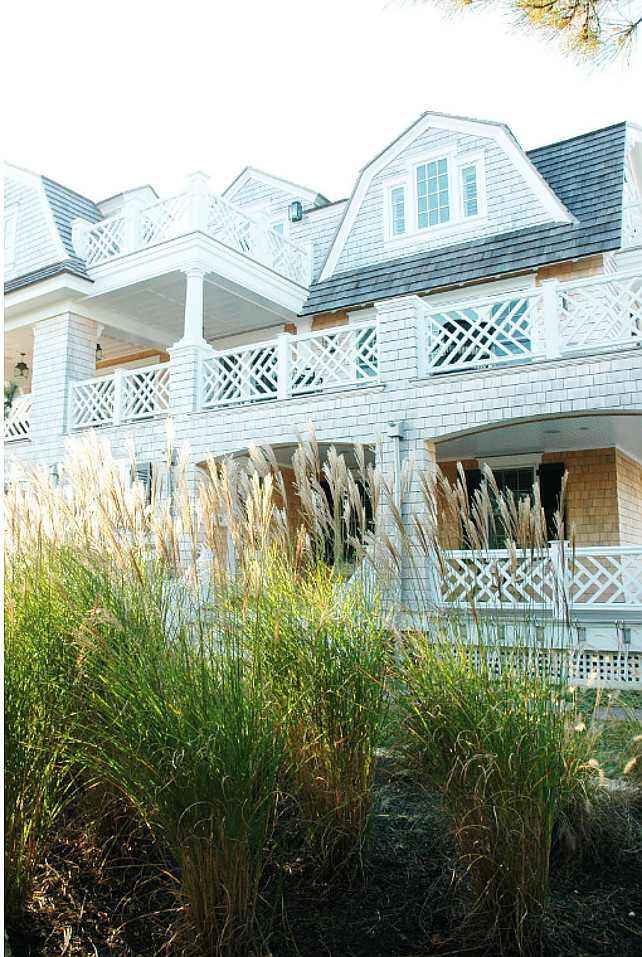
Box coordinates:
[6,763,642,957]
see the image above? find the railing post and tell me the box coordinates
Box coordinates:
[113,370,124,425]
[188,171,210,232]
[541,279,561,359]
[277,333,291,400]
[123,199,143,253]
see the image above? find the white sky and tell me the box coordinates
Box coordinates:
[4,0,641,204]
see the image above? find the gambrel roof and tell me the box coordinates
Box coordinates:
[301,122,627,316]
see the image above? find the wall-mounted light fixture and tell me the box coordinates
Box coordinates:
[96,343,103,362]
[14,353,28,379]
[288,200,303,222]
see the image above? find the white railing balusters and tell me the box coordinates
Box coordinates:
[200,322,379,410]
[4,394,31,441]
[69,364,170,430]
[423,271,641,373]
[440,545,642,611]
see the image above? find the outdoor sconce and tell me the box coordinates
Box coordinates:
[14,353,28,379]
[288,200,303,222]
[96,343,103,362]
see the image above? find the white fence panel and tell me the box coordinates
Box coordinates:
[4,394,31,441]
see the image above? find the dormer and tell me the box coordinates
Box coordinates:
[223,167,329,236]
[97,184,159,219]
[319,113,574,281]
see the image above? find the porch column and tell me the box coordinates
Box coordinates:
[178,265,207,346]
[29,313,98,464]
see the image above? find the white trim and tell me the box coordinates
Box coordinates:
[481,453,542,469]
[319,112,574,282]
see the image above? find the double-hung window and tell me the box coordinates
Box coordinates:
[416,158,450,228]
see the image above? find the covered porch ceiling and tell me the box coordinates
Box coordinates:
[434,413,642,464]
[86,269,298,351]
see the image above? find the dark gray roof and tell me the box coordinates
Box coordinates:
[4,260,92,294]
[301,122,627,316]
[4,177,101,294]
[41,176,102,276]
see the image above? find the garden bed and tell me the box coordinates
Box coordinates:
[9,758,642,957]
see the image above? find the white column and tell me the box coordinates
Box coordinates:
[178,266,207,346]
[375,295,427,383]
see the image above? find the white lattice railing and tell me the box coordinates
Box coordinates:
[71,183,310,285]
[425,292,544,372]
[622,201,642,248]
[200,322,379,410]
[423,270,641,373]
[4,394,31,442]
[69,364,170,431]
[558,272,642,354]
[201,341,279,409]
[440,545,642,612]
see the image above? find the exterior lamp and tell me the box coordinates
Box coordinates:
[14,353,29,379]
[288,200,303,222]
[96,342,103,362]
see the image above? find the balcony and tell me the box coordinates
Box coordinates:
[422,271,641,374]
[67,323,379,430]
[71,185,311,287]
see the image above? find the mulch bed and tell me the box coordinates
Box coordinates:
[7,762,642,957]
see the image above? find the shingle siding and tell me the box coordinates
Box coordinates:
[4,175,62,283]
[334,129,555,276]
[302,124,627,316]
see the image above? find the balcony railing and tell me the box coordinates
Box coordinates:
[200,322,379,409]
[71,185,311,286]
[69,364,170,431]
[440,545,642,613]
[423,271,641,374]
[4,394,31,441]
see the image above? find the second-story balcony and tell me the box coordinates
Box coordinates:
[422,271,641,375]
[67,322,379,431]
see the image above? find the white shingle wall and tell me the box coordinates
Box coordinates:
[291,206,345,282]
[4,174,62,281]
[229,178,298,218]
[334,130,555,275]
[29,314,98,462]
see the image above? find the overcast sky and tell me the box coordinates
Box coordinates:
[4,0,641,204]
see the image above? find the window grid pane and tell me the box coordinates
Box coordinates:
[417,159,450,228]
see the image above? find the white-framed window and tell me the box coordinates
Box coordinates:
[4,205,18,269]
[416,158,450,229]
[382,150,486,246]
[460,164,479,218]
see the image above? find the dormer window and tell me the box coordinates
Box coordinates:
[384,151,486,245]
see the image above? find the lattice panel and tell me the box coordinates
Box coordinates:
[70,377,115,429]
[138,192,188,247]
[122,365,170,420]
[441,550,557,607]
[201,345,279,408]
[267,231,309,285]
[569,651,641,686]
[84,217,126,265]
[559,276,642,352]
[569,549,642,607]
[289,325,379,395]
[426,295,540,372]
[207,195,257,257]
[4,395,31,441]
